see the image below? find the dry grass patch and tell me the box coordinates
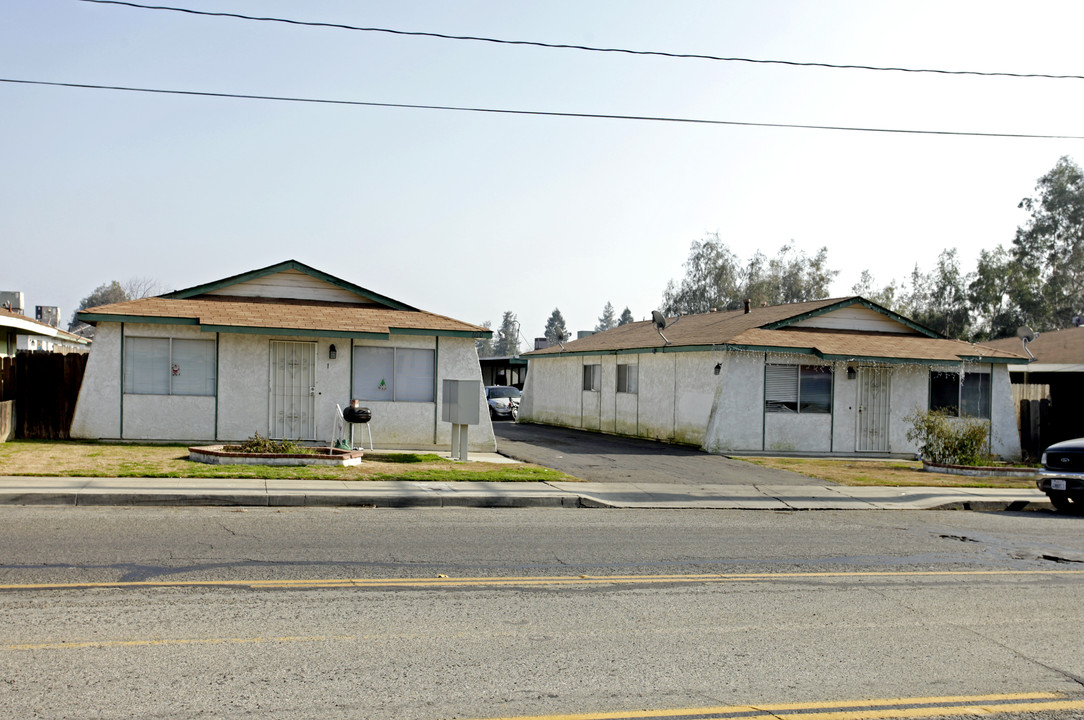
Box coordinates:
[737,456,1037,488]
[0,440,578,482]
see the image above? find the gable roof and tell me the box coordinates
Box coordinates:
[526,297,1026,365]
[163,259,418,311]
[77,261,489,340]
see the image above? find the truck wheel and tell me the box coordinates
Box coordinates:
[1047,491,1084,515]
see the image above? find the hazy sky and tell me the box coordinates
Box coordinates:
[4,0,1084,345]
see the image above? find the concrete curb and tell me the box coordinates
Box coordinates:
[0,477,1054,511]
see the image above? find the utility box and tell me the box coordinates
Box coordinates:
[442,379,480,460]
[442,379,480,426]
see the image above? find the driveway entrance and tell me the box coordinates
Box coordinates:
[493,422,824,485]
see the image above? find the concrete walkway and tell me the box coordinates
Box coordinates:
[0,474,1051,511]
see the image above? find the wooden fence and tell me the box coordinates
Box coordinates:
[0,352,88,439]
[1018,398,1051,463]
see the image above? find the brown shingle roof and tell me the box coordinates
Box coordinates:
[527,297,1025,364]
[78,296,487,337]
[982,325,1084,364]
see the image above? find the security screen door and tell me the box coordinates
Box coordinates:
[269,341,316,440]
[856,367,891,453]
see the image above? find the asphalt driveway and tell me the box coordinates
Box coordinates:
[492,421,826,485]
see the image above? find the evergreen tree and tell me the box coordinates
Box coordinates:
[475,321,495,358]
[617,307,634,326]
[543,308,568,344]
[595,302,617,332]
[495,312,520,356]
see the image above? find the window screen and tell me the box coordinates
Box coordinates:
[124,337,215,396]
[171,339,217,396]
[352,346,435,402]
[124,337,170,395]
[961,373,991,418]
[395,348,435,402]
[616,363,638,394]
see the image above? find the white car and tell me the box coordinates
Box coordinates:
[485,385,522,420]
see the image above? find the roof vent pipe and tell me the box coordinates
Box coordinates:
[743,299,751,314]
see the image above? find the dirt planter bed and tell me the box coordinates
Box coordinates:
[189,445,364,467]
[921,460,1038,478]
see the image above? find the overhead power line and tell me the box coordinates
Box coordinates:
[79,0,1084,81]
[4,77,1084,140]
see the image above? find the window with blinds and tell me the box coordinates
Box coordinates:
[124,337,216,396]
[353,346,435,402]
[765,364,832,414]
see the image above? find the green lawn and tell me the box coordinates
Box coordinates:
[0,440,579,482]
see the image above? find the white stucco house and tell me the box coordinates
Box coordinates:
[519,297,1027,459]
[1,307,90,357]
[70,260,496,449]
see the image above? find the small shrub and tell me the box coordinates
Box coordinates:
[234,432,306,454]
[905,408,993,466]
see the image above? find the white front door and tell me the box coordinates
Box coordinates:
[856,367,891,453]
[269,341,316,440]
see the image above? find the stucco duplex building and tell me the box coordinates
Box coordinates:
[520,297,1026,458]
[70,260,495,450]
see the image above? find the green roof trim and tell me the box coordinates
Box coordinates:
[76,313,199,326]
[527,344,820,359]
[760,297,943,338]
[527,343,1018,365]
[162,259,418,311]
[957,354,1030,365]
[390,327,492,339]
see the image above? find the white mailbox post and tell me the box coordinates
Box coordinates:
[441,379,481,461]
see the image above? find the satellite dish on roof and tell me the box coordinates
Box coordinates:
[553,328,567,351]
[651,310,671,346]
[1016,325,1038,361]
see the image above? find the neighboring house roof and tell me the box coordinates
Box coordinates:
[77,260,490,340]
[526,297,1026,365]
[0,307,91,345]
[982,325,1084,372]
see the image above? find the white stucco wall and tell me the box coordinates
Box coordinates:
[71,323,495,450]
[704,352,764,452]
[70,323,122,439]
[522,350,1022,459]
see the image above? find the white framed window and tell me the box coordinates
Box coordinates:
[765,364,832,414]
[930,370,990,418]
[583,364,601,392]
[616,363,638,394]
[124,337,216,396]
[353,346,435,402]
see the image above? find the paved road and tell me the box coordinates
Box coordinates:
[2,507,1083,719]
[493,420,824,485]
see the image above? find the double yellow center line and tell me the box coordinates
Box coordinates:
[1,568,1082,592]
[458,693,1084,720]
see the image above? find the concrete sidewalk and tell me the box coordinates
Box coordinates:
[0,475,1051,511]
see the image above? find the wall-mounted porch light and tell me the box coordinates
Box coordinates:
[714,362,722,375]
[329,344,337,360]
